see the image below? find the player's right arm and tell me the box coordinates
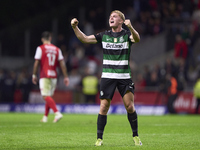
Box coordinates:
[71,18,97,44]
[32,60,40,85]
[124,19,140,43]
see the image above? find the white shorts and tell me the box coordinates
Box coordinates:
[39,78,57,96]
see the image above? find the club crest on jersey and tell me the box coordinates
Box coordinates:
[119,36,124,42]
[114,38,117,43]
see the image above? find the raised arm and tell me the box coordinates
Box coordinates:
[71,18,97,44]
[124,19,140,43]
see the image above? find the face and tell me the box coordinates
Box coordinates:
[109,12,123,28]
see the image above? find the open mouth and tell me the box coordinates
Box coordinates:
[110,20,114,24]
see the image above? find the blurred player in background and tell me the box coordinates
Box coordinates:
[194,72,200,114]
[165,73,178,114]
[71,10,142,146]
[32,31,69,123]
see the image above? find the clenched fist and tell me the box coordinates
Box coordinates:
[71,18,79,28]
[124,19,132,28]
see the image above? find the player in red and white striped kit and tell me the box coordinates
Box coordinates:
[32,31,69,123]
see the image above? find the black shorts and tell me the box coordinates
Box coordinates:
[99,78,135,100]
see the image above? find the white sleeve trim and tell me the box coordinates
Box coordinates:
[58,49,64,60]
[34,47,42,59]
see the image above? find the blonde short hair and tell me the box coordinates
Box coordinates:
[110,10,125,21]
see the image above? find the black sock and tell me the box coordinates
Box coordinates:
[97,114,107,139]
[127,111,138,137]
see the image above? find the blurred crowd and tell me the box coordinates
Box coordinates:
[1,0,200,104]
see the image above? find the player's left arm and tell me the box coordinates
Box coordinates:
[124,19,140,43]
[59,60,69,86]
[32,60,40,85]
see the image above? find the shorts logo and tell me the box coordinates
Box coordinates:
[129,83,134,89]
[100,91,104,96]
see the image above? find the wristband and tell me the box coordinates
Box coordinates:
[32,74,37,78]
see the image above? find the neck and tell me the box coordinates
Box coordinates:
[43,41,51,44]
[112,26,122,32]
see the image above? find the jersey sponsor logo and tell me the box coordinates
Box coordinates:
[114,38,117,42]
[106,43,123,49]
[102,42,129,50]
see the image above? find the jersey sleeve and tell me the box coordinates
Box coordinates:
[94,32,104,43]
[58,49,64,61]
[34,47,42,60]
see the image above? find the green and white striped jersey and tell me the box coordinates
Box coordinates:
[95,29,133,79]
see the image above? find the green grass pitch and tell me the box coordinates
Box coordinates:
[0,113,199,150]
